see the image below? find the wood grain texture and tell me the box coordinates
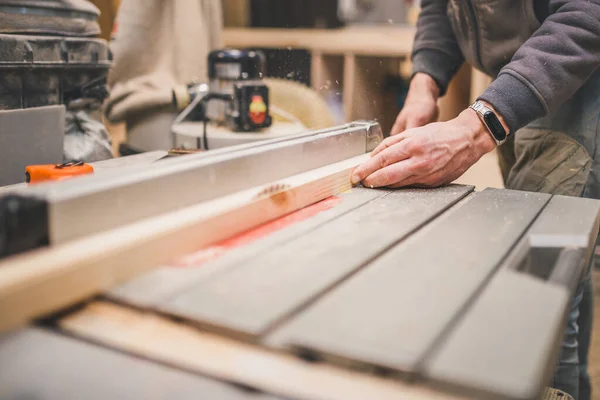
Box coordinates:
[423,270,570,400]
[60,301,465,400]
[108,188,388,309]
[0,154,370,332]
[161,185,473,340]
[267,188,550,374]
[0,327,270,400]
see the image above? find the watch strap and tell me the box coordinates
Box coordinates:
[469,101,508,146]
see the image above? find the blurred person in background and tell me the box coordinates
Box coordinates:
[104,0,222,153]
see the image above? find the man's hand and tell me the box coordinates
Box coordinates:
[391,73,440,136]
[351,107,497,188]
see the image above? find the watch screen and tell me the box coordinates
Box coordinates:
[483,111,507,141]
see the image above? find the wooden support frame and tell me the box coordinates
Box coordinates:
[343,55,400,134]
[311,52,343,94]
[0,154,370,332]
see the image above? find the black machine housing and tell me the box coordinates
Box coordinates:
[207,49,272,132]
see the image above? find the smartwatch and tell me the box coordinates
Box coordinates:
[469,101,508,146]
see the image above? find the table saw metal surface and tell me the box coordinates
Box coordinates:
[2,184,598,400]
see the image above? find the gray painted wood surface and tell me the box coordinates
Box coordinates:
[525,195,600,284]
[161,185,473,339]
[423,270,570,400]
[0,328,275,400]
[108,188,388,308]
[266,189,550,374]
[527,195,600,250]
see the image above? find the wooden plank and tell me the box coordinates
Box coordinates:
[108,188,388,309]
[343,54,356,122]
[59,301,465,400]
[223,27,415,57]
[267,188,550,374]
[0,327,271,400]
[0,154,370,332]
[423,270,570,400]
[161,185,473,340]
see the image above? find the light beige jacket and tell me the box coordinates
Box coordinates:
[105,0,222,149]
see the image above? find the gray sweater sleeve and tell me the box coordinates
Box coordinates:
[479,0,600,133]
[411,0,464,96]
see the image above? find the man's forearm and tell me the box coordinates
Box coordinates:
[411,0,464,95]
[409,72,440,101]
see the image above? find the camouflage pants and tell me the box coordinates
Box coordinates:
[496,68,600,400]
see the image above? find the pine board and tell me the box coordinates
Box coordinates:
[0,154,369,332]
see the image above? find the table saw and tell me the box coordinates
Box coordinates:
[0,121,599,400]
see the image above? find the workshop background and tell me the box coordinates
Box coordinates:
[89,2,600,397]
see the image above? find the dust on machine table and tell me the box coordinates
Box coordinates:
[0,122,598,400]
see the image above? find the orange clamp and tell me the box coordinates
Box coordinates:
[26,161,94,184]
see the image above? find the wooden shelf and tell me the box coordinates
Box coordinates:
[223,26,416,57]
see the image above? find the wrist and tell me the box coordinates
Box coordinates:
[459,108,496,153]
[410,73,441,101]
[477,100,510,135]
